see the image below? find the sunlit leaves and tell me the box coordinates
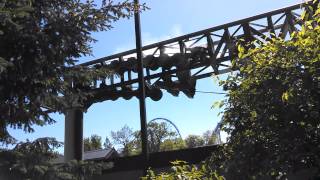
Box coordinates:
[211,1,320,179]
[142,161,225,180]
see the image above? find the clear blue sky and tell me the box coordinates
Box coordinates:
[7,0,301,152]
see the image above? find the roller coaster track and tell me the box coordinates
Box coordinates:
[78,2,316,105]
[148,118,182,139]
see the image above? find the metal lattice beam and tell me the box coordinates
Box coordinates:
[78,2,310,105]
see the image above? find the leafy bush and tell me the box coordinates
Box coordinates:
[208,1,320,179]
[0,138,112,180]
[141,161,224,180]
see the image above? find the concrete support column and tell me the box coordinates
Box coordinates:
[64,108,83,162]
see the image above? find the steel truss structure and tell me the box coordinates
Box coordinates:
[78,2,311,106]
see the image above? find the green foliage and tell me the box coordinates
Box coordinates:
[184,131,217,148]
[0,138,63,170]
[184,135,204,148]
[110,122,186,156]
[103,136,113,149]
[209,2,320,179]
[202,130,217,146]
[147,122,179,153]
[0,138,112,180]
[160,138,186,151]
[83,134,103,152]
[111,125,135,156]
[110,123,218,156]
[0,0,147,144]
[142,161,225,180]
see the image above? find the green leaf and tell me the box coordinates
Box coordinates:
[212,100,224,109]
[250,111,257,118]
[0,57,13,73]
[281,91,290,102]
[237,45,245,58]
[301,11,307,20]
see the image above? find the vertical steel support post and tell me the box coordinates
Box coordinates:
[64,108,83,162]
[134,0,149,170]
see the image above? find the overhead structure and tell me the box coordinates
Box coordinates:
[64,2,316,162]
[78,2,309,106]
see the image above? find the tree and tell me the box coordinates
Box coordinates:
[103,136,113,149]
[202,130,217,145]
[132,121,180,153]
[0,0,146,144]
[111,122,182,155]
[84,134,102,152]
[111,125,135,156]
[185,135,204,148]
[210,3,320,179]
[160,138,186,151]
[128,130,143,155]
[147,122,178,153]
[0,138,112,180]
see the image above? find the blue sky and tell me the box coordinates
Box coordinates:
[7,0,301,152]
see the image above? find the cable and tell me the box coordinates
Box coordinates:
[195,90,227,95]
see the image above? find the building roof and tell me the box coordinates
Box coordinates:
[52,148,118,163]
[84,148,117,160]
